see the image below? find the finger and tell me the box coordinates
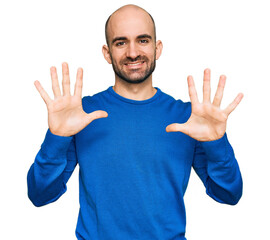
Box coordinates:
[74,67,83,97]
[203,68,211,103]
[85,110,108,125]
[187,75,199,105]
[224,93,244,116]
[166,123,188,134]
[213,75,226,107]
[50,66,61,98]
[62,62,71,96]
[34,80,52,105]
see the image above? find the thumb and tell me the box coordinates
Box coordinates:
[86,110,108,123]
[166,123,187,133]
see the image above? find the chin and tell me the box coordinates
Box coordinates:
[121,77,148,84]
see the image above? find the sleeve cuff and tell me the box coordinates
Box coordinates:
[41,129,73,159]
[199,133,233,162]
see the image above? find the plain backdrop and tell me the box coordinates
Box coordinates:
[1,0,269,239]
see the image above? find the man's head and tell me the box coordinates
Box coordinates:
[105,5,157,46]
[102,4,163,84]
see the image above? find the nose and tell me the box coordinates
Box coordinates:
[126,42,140,59]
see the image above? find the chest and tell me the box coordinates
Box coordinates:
[75,106,195,180]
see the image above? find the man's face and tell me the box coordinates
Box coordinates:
[105,8,158,84]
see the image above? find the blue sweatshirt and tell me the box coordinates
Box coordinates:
[27,86,242,240]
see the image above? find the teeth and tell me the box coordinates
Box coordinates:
[127,62,143,66]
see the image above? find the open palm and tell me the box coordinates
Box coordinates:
[34,62,108,137]
[166,69,243,141]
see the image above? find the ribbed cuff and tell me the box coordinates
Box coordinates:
[41,129,73,159]
[200,133,232,162]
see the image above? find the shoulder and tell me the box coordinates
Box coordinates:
[160,89,191,111]
[159,89,191,121]
[83,87,109,102]
[82,88,109,113]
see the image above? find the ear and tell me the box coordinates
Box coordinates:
[155,40,163,60]
[102,45,112,64]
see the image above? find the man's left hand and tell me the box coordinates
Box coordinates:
[166,69,243,141]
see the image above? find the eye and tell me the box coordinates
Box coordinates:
[115,41,126,47]
[139,39,149,44]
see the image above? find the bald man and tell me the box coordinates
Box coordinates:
[27,4,243,240]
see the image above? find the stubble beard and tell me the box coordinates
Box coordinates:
[111,54,156,84]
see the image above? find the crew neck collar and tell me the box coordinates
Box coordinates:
[107,86,161,105]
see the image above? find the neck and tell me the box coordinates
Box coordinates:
[113,76,157,101]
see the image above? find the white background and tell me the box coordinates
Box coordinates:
[1,0,269,239]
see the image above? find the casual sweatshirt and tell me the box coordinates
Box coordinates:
[27,86,243,240]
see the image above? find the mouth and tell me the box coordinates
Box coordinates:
[124,61,145,69]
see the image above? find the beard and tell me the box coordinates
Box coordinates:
[110,54,156,84]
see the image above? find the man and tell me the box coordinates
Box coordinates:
[27,4,243,240]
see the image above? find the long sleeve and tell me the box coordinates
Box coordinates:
[192,133,243,205]
[27,129,78,207]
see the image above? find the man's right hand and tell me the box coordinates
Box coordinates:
[34,62,108,137]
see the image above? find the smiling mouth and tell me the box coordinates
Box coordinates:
[125,61,145,67]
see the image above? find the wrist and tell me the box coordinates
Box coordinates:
[49,127,73,137]
[41,129,73,158]
[199,133,233,162]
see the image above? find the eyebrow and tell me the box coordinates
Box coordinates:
[112,37,128,44]
[111,34,152,45]
[137,34,152,40]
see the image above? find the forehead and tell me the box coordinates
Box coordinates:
[108,8,154,40]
